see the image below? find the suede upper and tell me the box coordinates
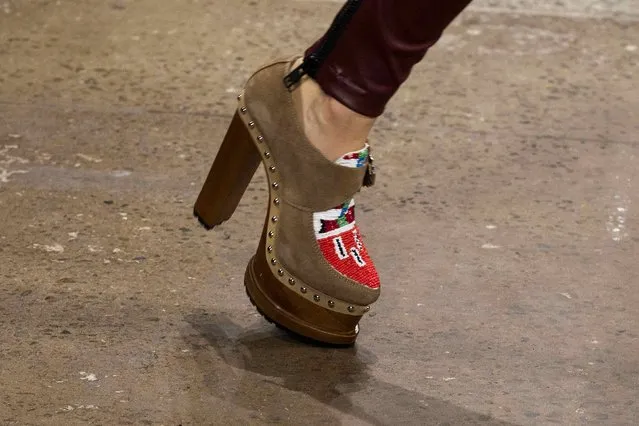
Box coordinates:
[243,58,380,306]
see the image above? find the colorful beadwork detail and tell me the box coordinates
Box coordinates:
[312,146,380,289]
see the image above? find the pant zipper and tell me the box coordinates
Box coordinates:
[283,0,363,90]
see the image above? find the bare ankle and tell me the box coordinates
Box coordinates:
[321,97,375,140]
[296,75,375,162]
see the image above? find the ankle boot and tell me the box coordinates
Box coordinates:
[194,57,380,345]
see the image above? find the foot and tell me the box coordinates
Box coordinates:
[288,60,380,290]
[293,59,376,161]
[229,58,380,344]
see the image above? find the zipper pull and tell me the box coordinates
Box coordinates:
[283,55,320,90]
[283,62,307,89]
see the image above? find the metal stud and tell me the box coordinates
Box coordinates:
[272,182,279,189]
[313,295,320,302]
[347,306,355,313]
[271,216,278,223]
[300,287,307,294]
[277,269,284,276]
[240,107,247,114]
[264,152,271,159]
[269,166,276,172]
[271,258,277,265]
[257,135,264,143]
[328,300,335,308]
[288,278,295,286]
[273,198,280,206]
[237,94,242,100]
[267,246,273,253]
[248,121,255,128]
[364,306,371,312]
[268,231,274,238]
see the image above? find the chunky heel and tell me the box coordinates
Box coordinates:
[194,111,261,229]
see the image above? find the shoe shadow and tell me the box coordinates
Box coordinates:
[183,311,518,426]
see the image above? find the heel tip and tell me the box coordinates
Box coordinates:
[193,210,216,230]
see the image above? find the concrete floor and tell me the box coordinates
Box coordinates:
[1,0,638,424]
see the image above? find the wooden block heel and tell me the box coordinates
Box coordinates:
[194,111,261,229]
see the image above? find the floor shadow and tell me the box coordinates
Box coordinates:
[183,311,518,425]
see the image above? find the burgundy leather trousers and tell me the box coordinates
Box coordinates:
[305,0,473,118]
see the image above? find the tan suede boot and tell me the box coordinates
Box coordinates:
[194,57,380,345]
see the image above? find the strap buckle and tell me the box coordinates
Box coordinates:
[363,153,376,187]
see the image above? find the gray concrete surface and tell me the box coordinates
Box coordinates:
[1,0,638,424]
